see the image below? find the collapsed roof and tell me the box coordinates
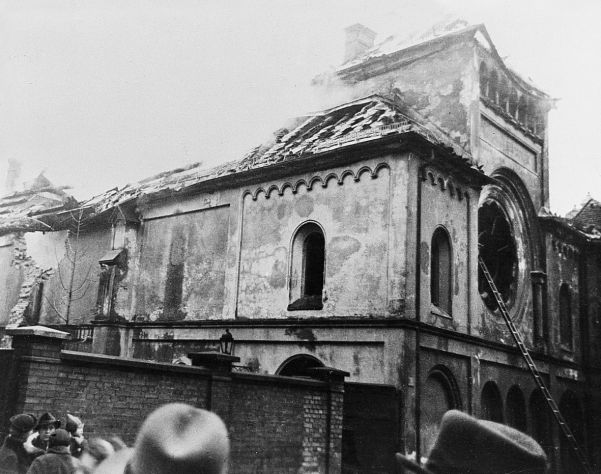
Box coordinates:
[56,95,483,217]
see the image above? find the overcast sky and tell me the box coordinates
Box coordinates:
[1,0,599,215]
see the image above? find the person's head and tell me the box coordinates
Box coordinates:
[79,438,115,473]
[8,413,37,442]
[66,414,85,437]
[49,429,71,449]
[36,413,61,442]
[93,403,230,474]
[396,410,548,474]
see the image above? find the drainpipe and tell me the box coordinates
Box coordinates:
[466,191,472,335]
[414,161,425,464]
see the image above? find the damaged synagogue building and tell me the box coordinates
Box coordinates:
[1,21,601,473]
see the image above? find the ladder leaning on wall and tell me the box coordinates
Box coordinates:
[478,255,593,474]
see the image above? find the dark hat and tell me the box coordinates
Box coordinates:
[36,412,61,429]
[65,414,83,434]
[94,403,230,474]
[9,414,37,433]
[396,410,548,474]
[49,429,71,447]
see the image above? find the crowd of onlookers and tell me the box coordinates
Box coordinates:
[0,411,117,474]
[0,403,551,473]
[0,404,230,474]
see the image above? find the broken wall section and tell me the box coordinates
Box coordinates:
[316,40,475,153]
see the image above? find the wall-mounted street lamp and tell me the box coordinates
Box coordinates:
[219,329,234,355]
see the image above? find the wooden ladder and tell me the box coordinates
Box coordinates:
[478,255,592,473]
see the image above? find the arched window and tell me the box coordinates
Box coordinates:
[529,388,553,456]
[488,70,498,103]
[479,62,489,97]
[421,368,460,456]
[559,391,584,473]
[508,89,519,118]
[559,283,573,348]
[506,385,527,432]
[480,381,503,422]
[431,228,452,315]
[498,78,509,113]
[517,95,527,125]
[288,222,325,311]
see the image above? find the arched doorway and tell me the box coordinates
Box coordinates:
[480,381,503,422]
[559,390,585,473]
[421,367,460,456]
[276,354,324,377]
[529,388,553,456]
[506,385,527,432]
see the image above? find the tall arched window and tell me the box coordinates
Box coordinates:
[508,89,519,118]
[288,222,325,311]
[559,283,573,348]
[506,385,527,432]
[421,368,460,456]
[488,70,498,103]
[559,391,584,472]
[431,228,452,315]
[479,62,489,97]
[481,381,503,422]
[530,389,553,456]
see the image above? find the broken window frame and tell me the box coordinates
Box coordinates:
[25,281,45,325]
[478,199,518,311]
[97,249,123,319]
[287,222,325,311]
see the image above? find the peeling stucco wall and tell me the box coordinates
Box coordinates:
[545,234,581,359]
[134,206,229,321]
[237,159,391,319]
[419,167,472,334]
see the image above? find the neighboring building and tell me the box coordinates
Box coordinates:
[1,21,600,473]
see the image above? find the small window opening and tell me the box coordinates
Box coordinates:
[431,228,452,315]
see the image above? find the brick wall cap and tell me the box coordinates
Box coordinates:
[306,366,350,381]
[187,352,241,364]
[6,325,71,340]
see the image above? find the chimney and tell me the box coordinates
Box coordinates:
[344,23,376,63]
[5,159,21,195]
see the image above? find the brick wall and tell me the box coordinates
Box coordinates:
[0,349,17,433]
[0,327,344,473]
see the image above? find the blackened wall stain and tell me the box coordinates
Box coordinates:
[285,327,317,351]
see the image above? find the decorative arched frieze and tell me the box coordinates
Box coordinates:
[551,239,580,259]
[421,167,465,202]
[245,163,390,201]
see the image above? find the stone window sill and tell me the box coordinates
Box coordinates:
[288,295,323,311]
[430,303,452,319]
